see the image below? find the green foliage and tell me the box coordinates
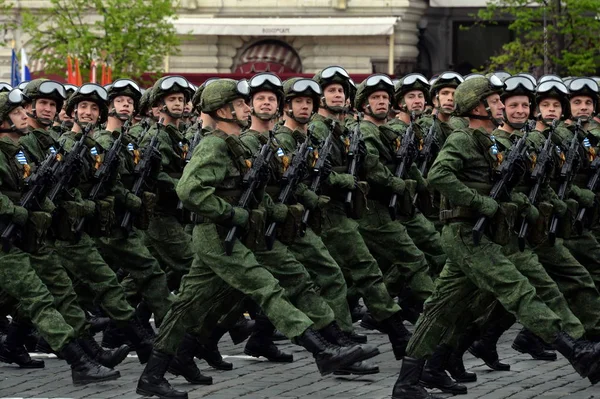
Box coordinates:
[475,0,600,75]
[21,0,181,80]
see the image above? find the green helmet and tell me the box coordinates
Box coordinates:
[313,66,351,97]
[0,89,30,125]
[65,83,109,124]
[283,77,321,114]
[535,79,570,119]
[429,71,463,98]
[501,76,536,104]
[354,74,394,118]
[393,73,430,109]
[248,73,284,116]
[0,82,12,93]
[107,79,142,113]
[138,89,153,117]
[150,76,192,107]
[191,78,219,113]
[567,77,598,107]
[454,76,504,117]
[23,78,67,112]
[201,79,250,114]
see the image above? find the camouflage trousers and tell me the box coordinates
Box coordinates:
[401,212,447,277]
[358,200,434,303]
[52,232,135,322]
[96,227,173,325]
[154,223,314,355]
[145,215,194,291]
[406,223,569,359]
[0,246,75,352]
[564,230,600,292]
[286,227,354,332]
[319,201,400,322]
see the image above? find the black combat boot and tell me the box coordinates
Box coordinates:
[137,349,188,398]
[333,360,379,375]
[512,328,557,361]
[553,331,600,384]
[271,329,287,341]
[244,314,293,362]
[419,345,467,394]
[60,340,120,386]
[397,286,424,325]
[196,327,232,370]
[101,320,132,349]
[86,310,110,335]
[469,305,514,371]
[392,357,441,399]
[380,311,413,360]
[78,333,130,368]
[0,322,45,368]
[135,300,157,337]
[446,326,478,383]
[168,334,212,385]
[319,321,379,359]
[360,312,384,332]
[229,315,255,345]
[123,316,154,364]
[347,330,368,344]
[294,328,365,376]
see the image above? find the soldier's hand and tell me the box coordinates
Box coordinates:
[28,211,53,234]
[472,194,499,217]
[550,198,568,216]
[330,173,357,189]
[576,188,595,208]
[389,176,406,195]
[40,197,56,214]
[301,189,319,210]
[231,207,249,228]
[125,192,142,212]
[82,200,97,216]
[270,203,288,223]
[12,206,28,226]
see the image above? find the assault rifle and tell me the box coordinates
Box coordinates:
[344,113,363,218]
[472,128,530,246]
[224,131,276,255]
[575,127,600,233]
[120,118,164,236]
[74,119,132,234]
[548,120,582,245]
[389,111,417,220]
[517,120,557,251]
[300,120,336,235]
[1,147,61,251]
[417,114,438,177]
[264,128,313,250]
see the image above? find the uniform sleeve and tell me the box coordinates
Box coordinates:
[176,136,234,221]
[428,132,478,207]
[361,123,401,188]
[275,131,297,153]
[153,130,180,191]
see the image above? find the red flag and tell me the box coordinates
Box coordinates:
[67,56,74,84]
[107,64,112,84]
[101,63,107,86]
[75,58,83,86]
[90,59,97,84]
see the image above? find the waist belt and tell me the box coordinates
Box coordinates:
[439,206,478,221]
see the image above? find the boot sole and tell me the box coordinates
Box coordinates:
[451,373,477,383]
[317,346,370,376]
[468,347,510,371]
[419,379,467,395]
[73,372,120,386]
[205,360,233,371]
[0,354,45,368]
[359,319,384,333]
[243,348,293,363]
[136,387,189,399]
[511,342,557,361]
[333,366,379,375]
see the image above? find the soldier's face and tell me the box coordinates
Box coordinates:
[184,101,193,114]
[366,91,390,117]
[570,95,594,119]
[26,98,57,121]
[485,93,505,119]
[59,107,73,122]
[288,97,313,120]
[538,99,562,120]
[230,97,252,121]
[164,94,185,114]
[6,106,28,130]
[151,106,161,118]
[112,95,134,117]
[323,84,346,108]
[403,90,425,113]
[504,95,530,125]
[435,88,456,114]
[76,101,100,124]
[252,91,278,118]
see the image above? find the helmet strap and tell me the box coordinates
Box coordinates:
[26,99,54,127]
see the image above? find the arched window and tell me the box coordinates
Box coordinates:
[233,40,302,74]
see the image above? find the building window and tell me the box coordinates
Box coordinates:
[233,40,302,74]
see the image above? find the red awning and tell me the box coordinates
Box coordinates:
[234,42,302,74]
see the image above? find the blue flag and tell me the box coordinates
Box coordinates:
[10,48,20,87]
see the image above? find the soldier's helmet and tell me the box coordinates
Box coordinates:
[283,77,321,114]
[535,79,570,119]
[0,89,30,124]
[454,75,504,117]
[0,82,12,93]
[65,83,109,124]
[107,79,142,113]
[354,74,394,112]
[393,73,430,109]
[150,76,192,107]
[429,71,464,99]
[201,79,250,114]
[313,66,351,97]
[191,78,219,113]
[23,78,67,111]
[567,77,599,110]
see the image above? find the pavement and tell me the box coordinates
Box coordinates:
[0,322,598,399]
